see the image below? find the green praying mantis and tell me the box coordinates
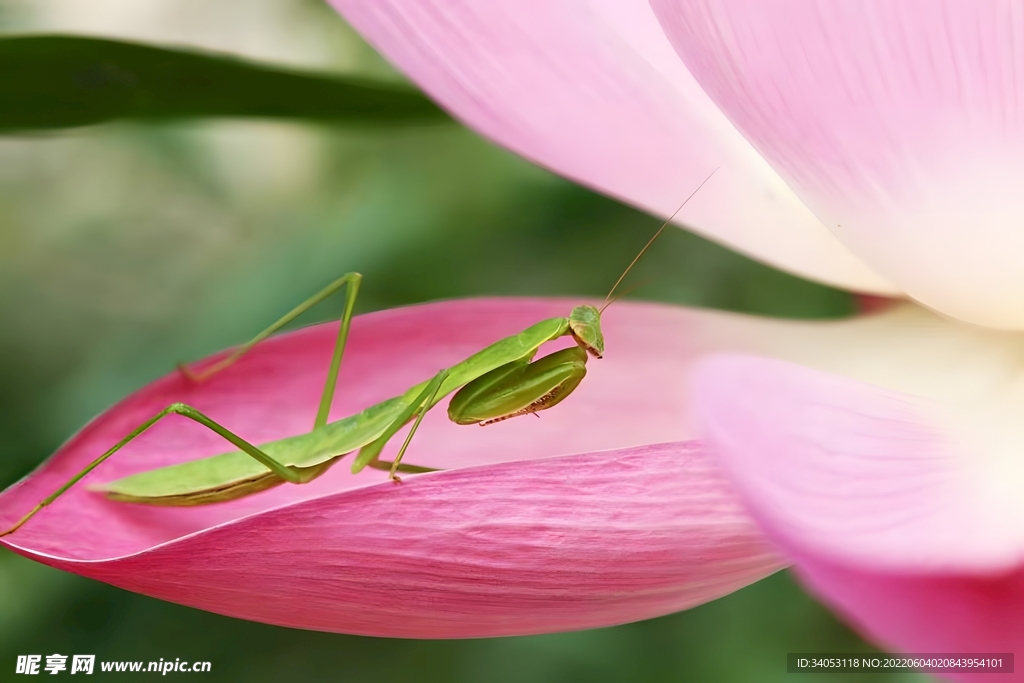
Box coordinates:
[0,171,717,538]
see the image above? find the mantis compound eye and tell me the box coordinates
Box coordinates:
[568,305,604,358]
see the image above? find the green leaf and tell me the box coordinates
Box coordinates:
[0,35,452,132]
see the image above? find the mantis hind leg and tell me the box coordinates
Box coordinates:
[179,272,362,429]
[0,403,316,538]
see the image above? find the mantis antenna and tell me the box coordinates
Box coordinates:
[600,167,719,313]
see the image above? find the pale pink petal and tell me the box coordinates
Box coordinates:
[654,0,1024,328]
[327,0,895,293]
[794,561,1024,682]
[0,299,785,636]
[692,353,1024,667]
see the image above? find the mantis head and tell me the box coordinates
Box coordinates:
[569,304,604,358]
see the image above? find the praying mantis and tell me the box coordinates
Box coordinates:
[0,171,716,538]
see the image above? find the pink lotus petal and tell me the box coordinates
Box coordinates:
[693,353,1024,670]
[793,560,1024,683]
[0,299,786,636]
[653,0,1024,328]
[327,0,895,294]
[9,444,783,638]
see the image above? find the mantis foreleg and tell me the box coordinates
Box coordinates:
[179,272,363,430]
[0,403,322,538]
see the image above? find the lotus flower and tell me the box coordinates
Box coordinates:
[2,0,1022,675]
[326,0,1020,672]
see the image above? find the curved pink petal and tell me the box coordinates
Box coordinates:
[654,0,1024,329]
[693,353,1024,671]
[327,0,895,294]
[0,299,785,637]
[794,562,1024,682]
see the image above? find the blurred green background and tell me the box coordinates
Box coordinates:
[0,1,929,681]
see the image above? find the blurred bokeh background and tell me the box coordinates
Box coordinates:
[0,1,929,680]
